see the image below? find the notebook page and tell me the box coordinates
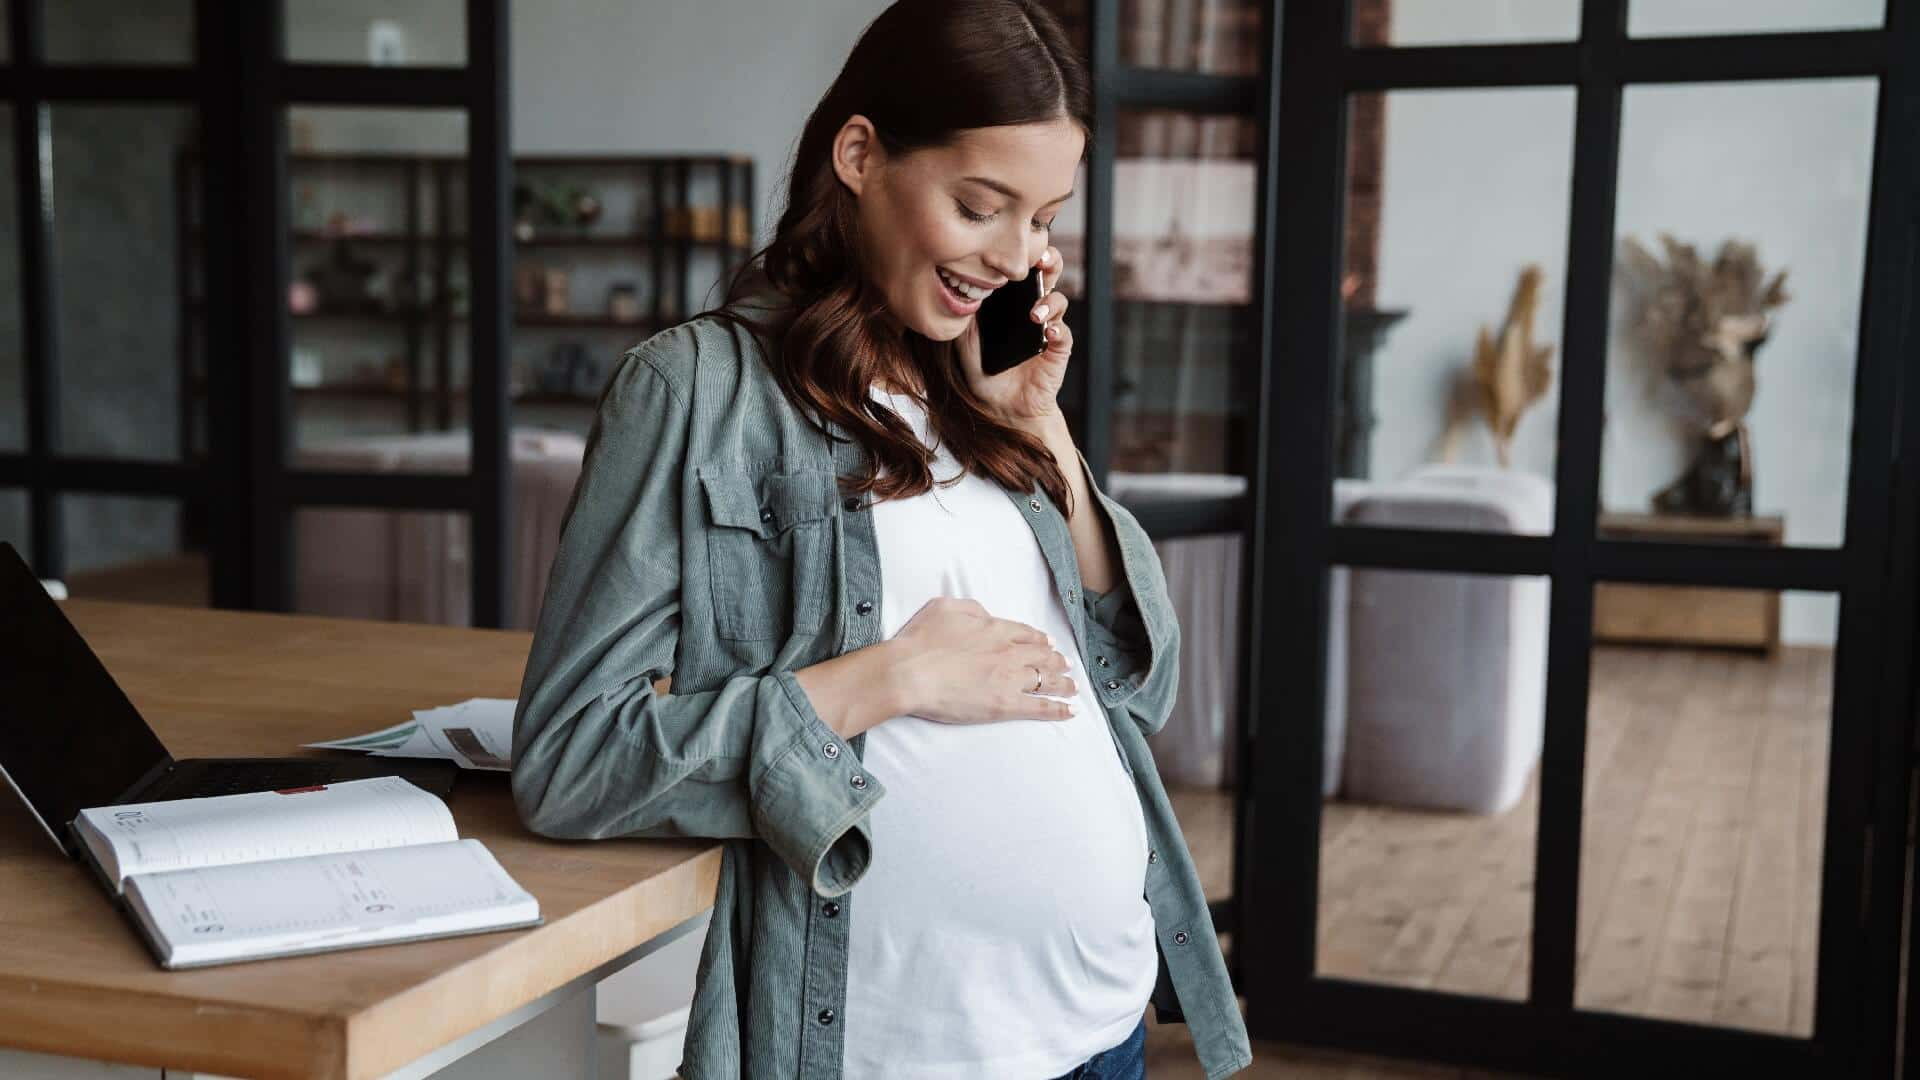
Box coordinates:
[124,839,538,968]
[75,775,456,891]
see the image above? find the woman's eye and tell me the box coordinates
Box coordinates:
[954,200,994,224]
[1032,218,1054,234]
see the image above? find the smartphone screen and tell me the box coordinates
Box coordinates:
[973,264,1047,376]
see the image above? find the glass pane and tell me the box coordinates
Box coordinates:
[1630,0,1883,37]
[52,105,200,462]
[1100,109,1257,478]
[1579,584,1833,1036]
[1150,529,1246,980]
[1318,567,1549,1000]
[1336,88,1574,535]
[0,106,19,452]
[287,1,468,66]
[46,0,193,64]
[1354,0,1581,46]
[59,494,206,607]
[286,107,471,466]
[1604,79,1876,548]
[1119,0,1261,74]
[0,488,25,557]
[293,507,475,627]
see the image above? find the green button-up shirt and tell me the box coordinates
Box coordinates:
[511,299,1253,1079]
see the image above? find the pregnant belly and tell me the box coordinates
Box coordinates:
[853,714,1151,937]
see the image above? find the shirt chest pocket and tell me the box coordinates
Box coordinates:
[698,465,838,642]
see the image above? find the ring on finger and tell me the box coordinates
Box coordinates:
[1030,666,1043,693]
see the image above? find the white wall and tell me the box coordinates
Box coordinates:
[510,0,893,307]
[1370,4,1881,646]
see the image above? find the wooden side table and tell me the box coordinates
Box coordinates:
[1593,511,1786,654]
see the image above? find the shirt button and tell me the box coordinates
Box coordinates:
[1106,679,1121,691]
[823,741,839,760]
[1097,656,1111,668]
[844,496,862,512]
[1174,930,1189,946]
[850,774,867,790]
[855,599,874,616]
[759,507,774,523]
[817,1008,835,1025]
[823,901,840,918]
[1029,497,1043,511]
[1148,849,1158,863]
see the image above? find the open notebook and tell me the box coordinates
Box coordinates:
[71,775,541,970]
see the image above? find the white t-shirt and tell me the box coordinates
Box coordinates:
[840,385,1157,1079]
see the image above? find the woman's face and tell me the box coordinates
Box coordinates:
[834,116,1084,344]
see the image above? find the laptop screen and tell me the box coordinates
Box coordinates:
[0,543,171,846]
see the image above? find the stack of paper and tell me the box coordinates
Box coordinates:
[306,698,515,772]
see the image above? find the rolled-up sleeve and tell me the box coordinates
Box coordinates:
[1071,449,1182,738]
[510,339,884,898]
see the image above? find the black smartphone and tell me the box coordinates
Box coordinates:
[973,262,1048,376]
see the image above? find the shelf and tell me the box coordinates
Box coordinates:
[202,380,598,407]
[278,229,740,249]
[186,297,660,330]
[516,313,657,330]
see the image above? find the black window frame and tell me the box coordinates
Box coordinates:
[1237,1,1920,1076]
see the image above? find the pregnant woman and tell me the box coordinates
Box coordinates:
[511,1,1250,1077]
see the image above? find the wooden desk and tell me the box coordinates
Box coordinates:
[0,601,720,1080]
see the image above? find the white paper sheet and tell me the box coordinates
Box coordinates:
[305,698,516,772]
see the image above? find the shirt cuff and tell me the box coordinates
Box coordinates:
[751,670,887,898]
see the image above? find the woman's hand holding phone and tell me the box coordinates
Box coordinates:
[958,243,1074,432]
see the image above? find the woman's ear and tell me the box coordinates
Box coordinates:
[831,114,882,197]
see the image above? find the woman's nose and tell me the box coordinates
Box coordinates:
[986,224,1033,282]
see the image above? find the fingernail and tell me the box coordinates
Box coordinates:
[1033,304,1049,320]
[1045,325,1057,338]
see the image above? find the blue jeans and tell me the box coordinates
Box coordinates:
[1046,1015,1147,1080]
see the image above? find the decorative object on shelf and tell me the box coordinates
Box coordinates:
[367,19,407,66]
[568,348,609,399]
[288,280,318,316]
[294,184,323,231]
[608,282,642,322]
[541,267,571,315]
[304,239,382,314]
[447,262,470,318]
[513,179,604,240]
[1617,233,1790,517]
[289,347,324,388]
[675,204,753,247]
[527,342,613,400]
[1437,264,1556,467]
[514,262,544,311]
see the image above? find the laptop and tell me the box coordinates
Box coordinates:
[0,541,458,856]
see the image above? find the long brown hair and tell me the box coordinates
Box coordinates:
[693,0,1092,514]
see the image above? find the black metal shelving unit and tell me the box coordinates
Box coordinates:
[173,150,752,453]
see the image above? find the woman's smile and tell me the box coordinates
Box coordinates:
[934,265,992,316]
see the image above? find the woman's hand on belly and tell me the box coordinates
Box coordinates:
[891,596,1078,727]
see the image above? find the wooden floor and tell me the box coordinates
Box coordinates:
[1152,644,1832,1076]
